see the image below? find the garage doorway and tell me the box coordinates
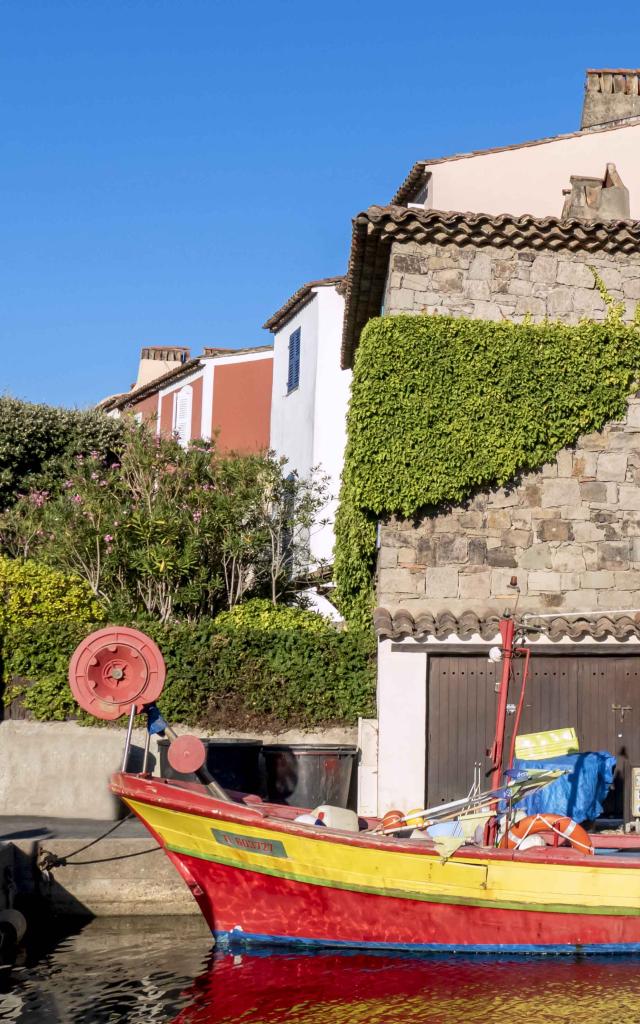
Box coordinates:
[426,651,640,818]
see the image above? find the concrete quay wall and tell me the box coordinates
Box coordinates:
[0,720,357,820]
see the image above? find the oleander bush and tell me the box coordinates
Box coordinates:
[0,396,125,511]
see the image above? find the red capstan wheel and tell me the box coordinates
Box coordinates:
[68,626,166,721]
[168,734,207,775]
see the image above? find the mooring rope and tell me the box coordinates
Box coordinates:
[38,812,160,872]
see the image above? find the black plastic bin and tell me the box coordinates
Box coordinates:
[261,744,357,809]
[157,738,262,793]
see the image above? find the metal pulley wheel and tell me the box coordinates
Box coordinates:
[68,626,166,720]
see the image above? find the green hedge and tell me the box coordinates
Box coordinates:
[0,396,124,510]
[0,559,375,727]
[335,302,640,622]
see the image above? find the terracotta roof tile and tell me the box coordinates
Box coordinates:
[341,204,640,368]
[373,608,640,642]
[263,276,345,333]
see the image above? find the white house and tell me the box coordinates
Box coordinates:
[264,276,351,566]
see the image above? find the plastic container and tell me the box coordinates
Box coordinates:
[157,738,262,793]
[262,744,357,809]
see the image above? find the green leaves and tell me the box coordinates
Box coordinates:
[335,309,640,621]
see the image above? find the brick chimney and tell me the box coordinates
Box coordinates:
[134,346,190,389]
[581,70,640,130]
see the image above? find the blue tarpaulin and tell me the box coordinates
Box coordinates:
[513,752,616,823]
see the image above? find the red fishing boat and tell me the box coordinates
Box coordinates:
[70,621,640,953]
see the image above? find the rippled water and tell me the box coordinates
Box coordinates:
[1,917,640,1023]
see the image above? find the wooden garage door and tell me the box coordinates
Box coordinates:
[426,652,640,814]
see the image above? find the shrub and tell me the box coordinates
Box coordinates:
[0,556,105,720]
[1,586,375,728]
[0,397,124,511]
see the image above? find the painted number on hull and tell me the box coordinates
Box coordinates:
[212,828,288,859]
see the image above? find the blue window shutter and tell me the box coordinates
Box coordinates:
[287,328,301,392]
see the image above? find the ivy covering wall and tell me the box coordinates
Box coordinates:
[334,303,640,622]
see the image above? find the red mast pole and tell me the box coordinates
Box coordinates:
[485,615,515,845]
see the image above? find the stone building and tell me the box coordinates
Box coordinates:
[342,72,640,821]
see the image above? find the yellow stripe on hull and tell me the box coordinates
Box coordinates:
[126,798,640,917]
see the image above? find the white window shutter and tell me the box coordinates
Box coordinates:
[174,386,193,447]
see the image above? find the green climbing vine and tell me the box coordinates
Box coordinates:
[335,294,640,624]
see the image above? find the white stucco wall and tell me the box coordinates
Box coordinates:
[269,284,351,565]
[270,296,319,484]
[422,120,640,219]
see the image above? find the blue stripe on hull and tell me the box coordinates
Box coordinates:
[214,929,640,956]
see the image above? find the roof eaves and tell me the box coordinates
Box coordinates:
[263,276,345,333]
[391,116,640,205]
[374,608,640,642]
[340,204,640,369]
[107,358,203,410]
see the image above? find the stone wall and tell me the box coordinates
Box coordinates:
[384,240,640,324]
[378,395,640,616]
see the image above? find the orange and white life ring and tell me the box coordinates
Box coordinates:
[499,814,593,855]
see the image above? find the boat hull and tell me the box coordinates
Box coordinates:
[112,773,640,954]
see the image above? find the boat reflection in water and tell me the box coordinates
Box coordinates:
[176,945,640,1024]
[4,918,640,1023]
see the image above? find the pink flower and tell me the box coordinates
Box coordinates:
[63,480,73,489]
[90,471,99,480]
[103,534,114,543]
[71,494,83,504]
[192,510,202,522]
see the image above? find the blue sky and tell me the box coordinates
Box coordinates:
[2,0,640,407]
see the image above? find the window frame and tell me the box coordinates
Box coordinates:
[286,327,301,394]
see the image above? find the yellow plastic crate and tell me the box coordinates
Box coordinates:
[515,727,579,761]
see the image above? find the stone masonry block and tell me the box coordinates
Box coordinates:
[425,567,459,598]
[597,590,638,609]
[617,484,640,510]
[573,287,605,313]
[468,252,492,281]
[491,568,528,597]
[541,478,581,507]
[530,255,557,283]
[551,548,586,572]
[613,571,640,590]
[562,590,599,611]
[583,570,615,589]
[435,535,468,564]
[536,519,573,542]
[556,261,595,288]
[378,548,398,569]
[555,450,574,478]
[486,510,511,532]
[596,453,628,482]
[547,289,573,316]
[464,279,491,301]
[623,278,640,300]
[433,269,463,293]
[579,481,607,501]
[597,540,632,569]
[486,548,518,568]
[519,543,553,569]
[528,571,562,593]
[572,451,598,479]
[458,572,491,600]
[378,568,424,596]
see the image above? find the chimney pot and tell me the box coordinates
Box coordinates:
[581,69,640,129]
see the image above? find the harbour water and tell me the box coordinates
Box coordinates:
[1,917,640,1023]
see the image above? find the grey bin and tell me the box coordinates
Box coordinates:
[157,738,262,794]
[261,744,357,809]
